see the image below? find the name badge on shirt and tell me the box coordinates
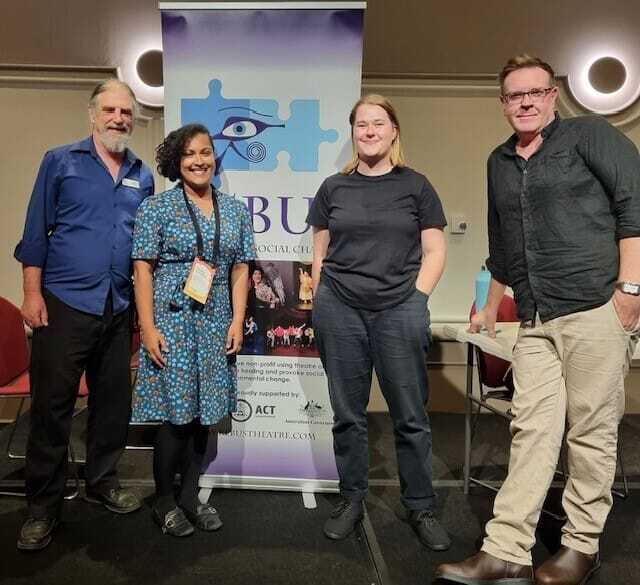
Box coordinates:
[122,178,140,188]
[183,258,216,304]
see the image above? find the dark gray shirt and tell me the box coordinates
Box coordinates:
[307,167,446,310]
[487,114,640,322]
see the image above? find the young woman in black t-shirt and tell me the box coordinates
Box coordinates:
[307,94,450,551]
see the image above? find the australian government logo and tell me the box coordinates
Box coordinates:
[284,400,333,425]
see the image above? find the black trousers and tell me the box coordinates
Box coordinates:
[26,290,132,519]
[313,282,436,511]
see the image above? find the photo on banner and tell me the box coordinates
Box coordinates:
[160,2,366,490]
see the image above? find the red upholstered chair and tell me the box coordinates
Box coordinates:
[0,296,87,498]
[465,295,519,486]
[469,296,518,402]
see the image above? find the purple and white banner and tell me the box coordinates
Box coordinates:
[160,2,365,491]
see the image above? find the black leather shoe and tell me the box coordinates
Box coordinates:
[535,546,600,585]
[17,516,58,551]
[182,504,223,531]
[152,506,195,537]
[435,551,534,584]
[85,487,142,514]
[324,499,364,540]
[408,509,451,551]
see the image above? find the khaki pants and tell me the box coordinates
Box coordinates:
[482,299,637,565]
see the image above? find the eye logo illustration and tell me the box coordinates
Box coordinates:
[181,79,338,174]
[214,112,284,165]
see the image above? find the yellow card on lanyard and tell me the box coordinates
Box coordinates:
[183,258,217,304]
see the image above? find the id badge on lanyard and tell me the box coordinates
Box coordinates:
[184,258,217,304]
[181,186,220,304]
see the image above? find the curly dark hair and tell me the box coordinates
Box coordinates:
[155,123,215,181]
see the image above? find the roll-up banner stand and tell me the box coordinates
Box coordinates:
[159,1,366,494]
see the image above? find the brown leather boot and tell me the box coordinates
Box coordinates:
[434,551,534,584]
[534,546,600,585]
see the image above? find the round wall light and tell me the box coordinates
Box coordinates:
[588,57,626,94]
[136,49,164,88]
[568,54,640,115]
[119,45,164,109]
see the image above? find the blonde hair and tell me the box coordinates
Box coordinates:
[498,54,556,93]
[341,94,406,174]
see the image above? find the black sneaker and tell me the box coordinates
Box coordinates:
[85,487,142,514]
[152,506,195,537]
[408,509,451,551]
[324,499,364,540]
[17,516,58,551]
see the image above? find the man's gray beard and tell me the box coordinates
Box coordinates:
[99,131,130,154]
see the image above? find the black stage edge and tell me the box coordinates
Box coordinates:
[1,412,639,585]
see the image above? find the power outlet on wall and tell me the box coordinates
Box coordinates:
[450,214,468,235]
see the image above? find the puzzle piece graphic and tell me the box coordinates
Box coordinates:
[181,79,338,173]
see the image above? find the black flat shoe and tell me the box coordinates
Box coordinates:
[152,506,195,537]
[183,504,223,531]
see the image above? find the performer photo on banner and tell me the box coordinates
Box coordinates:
[296,263,314,310]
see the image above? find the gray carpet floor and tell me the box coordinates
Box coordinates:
[1,412,638,585]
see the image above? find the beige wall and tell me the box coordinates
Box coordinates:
[363,77,506,321]
[0,68,164,308]
[3,71,640,417]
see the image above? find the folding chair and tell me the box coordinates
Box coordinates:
[464,296,519,489]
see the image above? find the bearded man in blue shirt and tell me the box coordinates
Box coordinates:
[14,79,154,551]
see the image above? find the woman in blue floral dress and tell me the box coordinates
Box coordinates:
[132,123,256,536]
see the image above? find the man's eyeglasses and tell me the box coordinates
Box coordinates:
[501,87,556,106]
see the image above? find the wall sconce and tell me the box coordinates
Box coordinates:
[568,54,640,115]
[136,49,164,89]
[120,46,164,109]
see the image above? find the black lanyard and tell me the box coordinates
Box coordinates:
[182,184,220,266]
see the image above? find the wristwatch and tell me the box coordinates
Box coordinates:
[616,281,640,296]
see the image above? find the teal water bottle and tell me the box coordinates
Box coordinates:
[475,265,491,311]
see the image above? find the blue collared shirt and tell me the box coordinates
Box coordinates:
[14,136,154,316]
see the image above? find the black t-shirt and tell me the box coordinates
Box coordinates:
[306,166,447,310]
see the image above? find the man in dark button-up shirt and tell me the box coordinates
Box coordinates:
[485,112,640,324]
[437,56,640,585]
[14,79,154,551]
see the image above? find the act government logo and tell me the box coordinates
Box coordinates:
[231,398,252,423]
[182,79,338,175]
[231,399,277,422]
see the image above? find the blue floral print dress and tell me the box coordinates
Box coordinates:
[131,186,256,425]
